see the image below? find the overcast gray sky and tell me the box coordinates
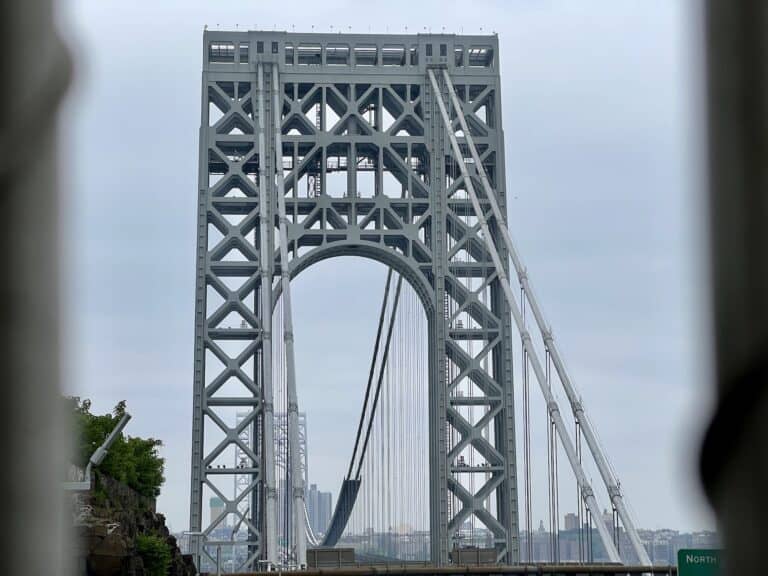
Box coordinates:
[58,0,713,534]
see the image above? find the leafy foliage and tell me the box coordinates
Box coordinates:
[136,533,172,576]
[67,397,165,498]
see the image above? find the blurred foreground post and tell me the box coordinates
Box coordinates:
[0,0,71,573]
[702,1,768,575]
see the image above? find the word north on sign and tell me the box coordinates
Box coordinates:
[678,548,721,576]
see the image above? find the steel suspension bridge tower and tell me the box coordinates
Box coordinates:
[189,29,650,572]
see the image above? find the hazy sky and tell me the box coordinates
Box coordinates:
[58,0,713,534]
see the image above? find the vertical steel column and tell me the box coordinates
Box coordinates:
[425,71,450,564]
[440,68,649,566]
[257,62,278,565]
[428,68,621,564]
[189,64,210,567]
[482,74,520,564]
[271,63,307,566]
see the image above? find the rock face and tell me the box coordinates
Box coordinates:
[75,472,196,576]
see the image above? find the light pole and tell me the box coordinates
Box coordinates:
[64,413,132,492]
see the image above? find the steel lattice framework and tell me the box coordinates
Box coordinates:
[190,30,519,568]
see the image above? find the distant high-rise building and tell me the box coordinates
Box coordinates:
[318,491,332,533]
[564,512,579,531]
[307,484,318,532]
[602,508,614,531]
[307,483,333,535]
[210,497,226,527]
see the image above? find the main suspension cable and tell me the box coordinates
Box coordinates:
[322,271,404,548]
[347,268,394,479]
[356,274,404,479]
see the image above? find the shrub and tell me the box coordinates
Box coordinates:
[136,533,171,576]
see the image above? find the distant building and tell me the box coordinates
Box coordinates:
[641,528,720,565]
[319,491,332,531]
[210,496,225,527]
[308,483,333,535]
[602,508,614,531]
[564,513,579,531]
[520,513,719,565]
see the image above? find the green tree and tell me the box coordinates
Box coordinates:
[136,534,171,576]
[68,397,165,498]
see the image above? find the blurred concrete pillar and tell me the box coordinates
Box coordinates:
[701,1,768,574]
[0,0,71,574]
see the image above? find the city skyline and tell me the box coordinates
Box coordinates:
[177,514,716,567]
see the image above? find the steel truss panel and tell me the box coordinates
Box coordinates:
[190,30,519,567]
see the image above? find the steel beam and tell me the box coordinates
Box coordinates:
[257,62,279,565]
[271,63,307,565]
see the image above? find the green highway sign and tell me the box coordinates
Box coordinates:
[678,549,721,576]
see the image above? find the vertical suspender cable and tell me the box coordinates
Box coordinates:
[588,509,594,563]
[546,349,560,562]
[544,351,555,563]
[546,348,554,561]
[576,420,584,563]
[388,296,392,553]
[522,290,532,561]
[550,402,560,562]
[380,343,384,545]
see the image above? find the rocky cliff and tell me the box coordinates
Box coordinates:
[74,472,196,576]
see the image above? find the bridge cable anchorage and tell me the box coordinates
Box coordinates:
[256,61,279,566]
[271,63,306,566]
[321,272,404,547]
[428,68,622,564]
[438,67,652,567]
